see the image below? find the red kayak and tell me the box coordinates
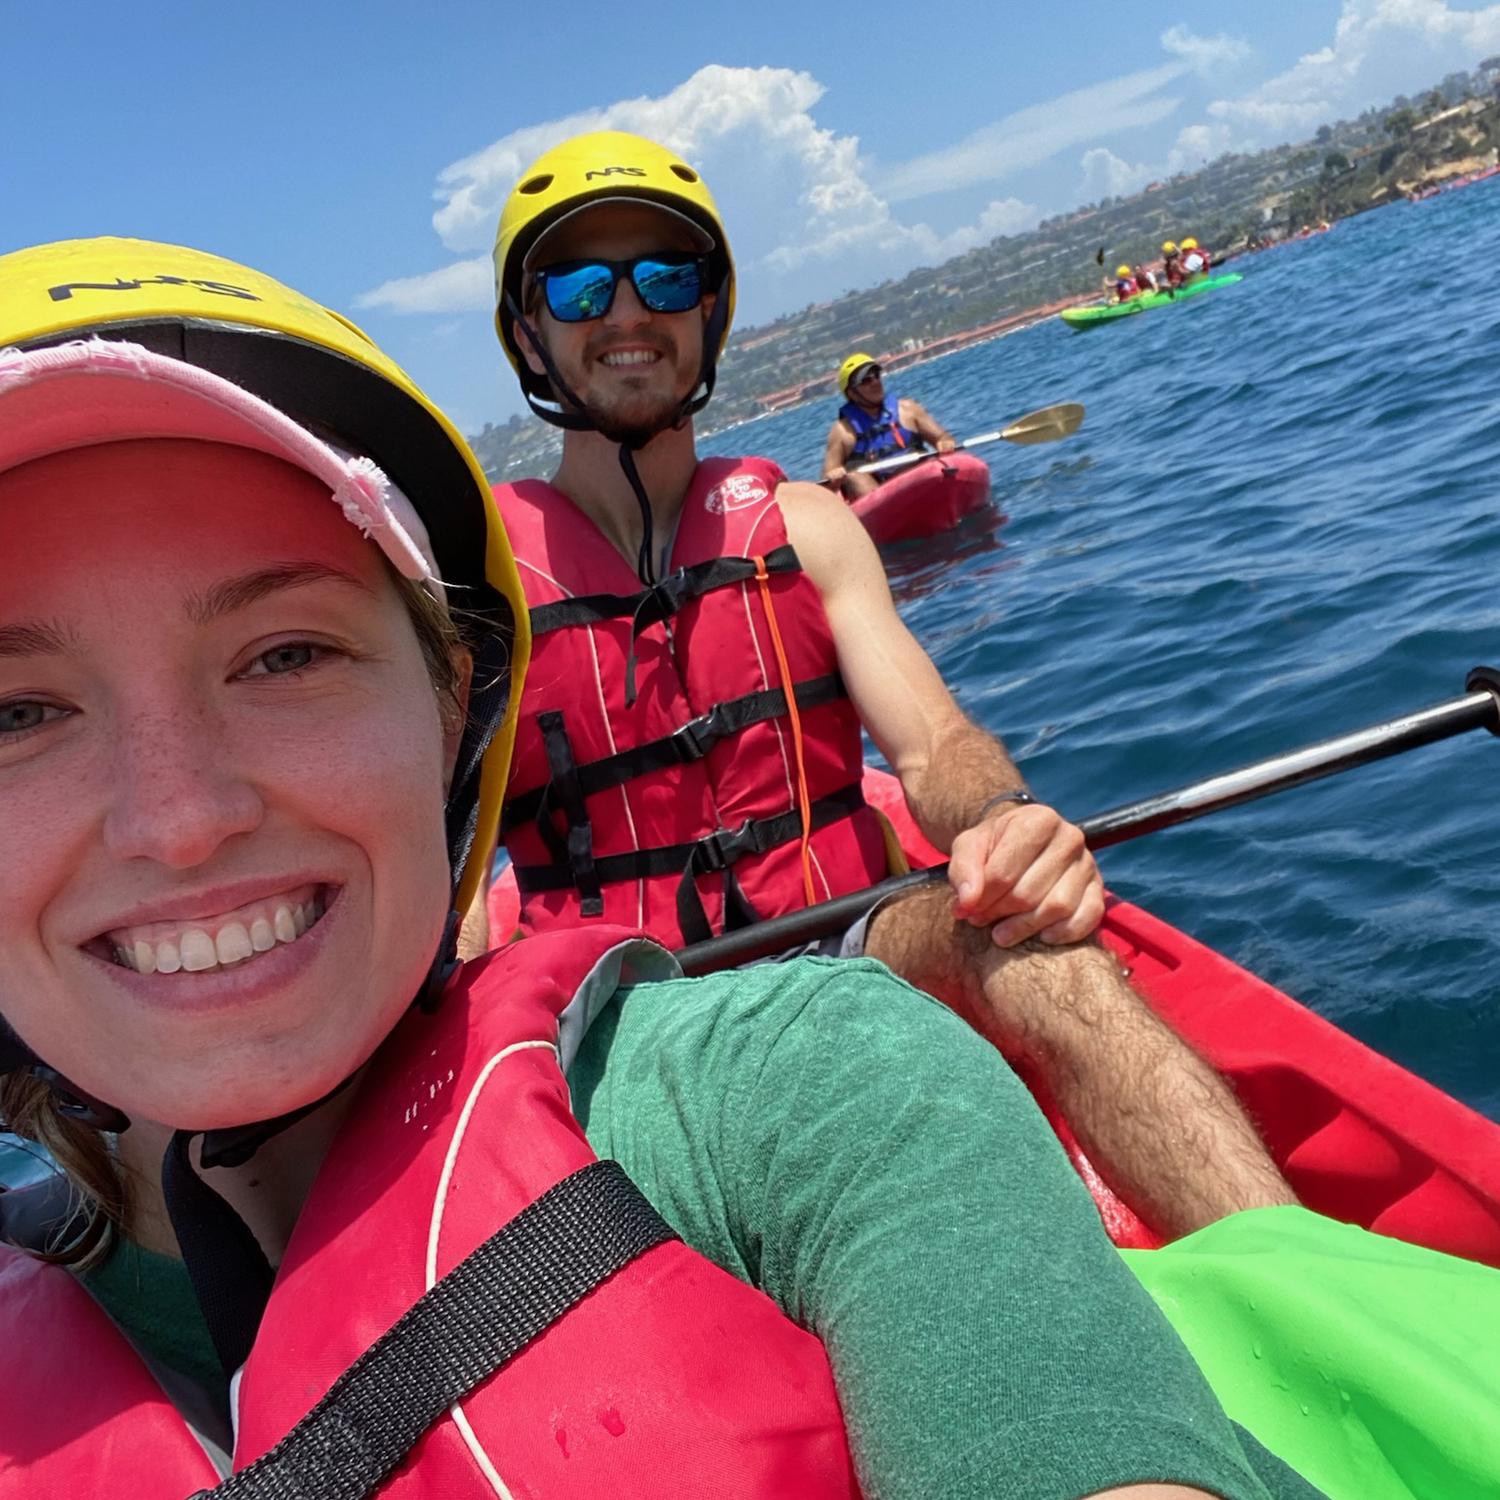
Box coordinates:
[849,451,991,545]
[488,767,1500,1266]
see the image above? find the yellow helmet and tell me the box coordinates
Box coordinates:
[1115,264,1133,278]
[1181,236,1199,250]
[493,130,736,419]
[0,237,528,914]
[1161,240,1179,255]
[838,352,880,396]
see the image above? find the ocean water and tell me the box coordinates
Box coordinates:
[704,180,1500,1122]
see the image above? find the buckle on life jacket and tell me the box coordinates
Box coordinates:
[689,818,761,875]
[670,702,728,764]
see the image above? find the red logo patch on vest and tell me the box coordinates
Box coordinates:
[704,473,771,513]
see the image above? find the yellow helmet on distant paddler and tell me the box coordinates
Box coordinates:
[0,236,528,915]
[838,352,880,396]
[1181,237,1199,250]
[1115,264,1132,278]
[1162,240,1179,255]
[492,130,736,427]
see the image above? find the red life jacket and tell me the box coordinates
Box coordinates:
[0,929,860,1497]
[496,458,890,947]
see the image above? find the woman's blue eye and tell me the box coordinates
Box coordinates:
[258,644,317,674]
[0,701,59,735]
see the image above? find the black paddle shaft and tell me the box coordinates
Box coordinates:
[674,669,1500,976]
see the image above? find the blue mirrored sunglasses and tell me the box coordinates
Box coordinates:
[534,253,708,323]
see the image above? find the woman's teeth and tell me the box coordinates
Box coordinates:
[108,891,326,976]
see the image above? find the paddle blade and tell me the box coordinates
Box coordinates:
[1000,402,1086,446]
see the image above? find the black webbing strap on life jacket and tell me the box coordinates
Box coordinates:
[528,545,801,638]
[512,782,868,944]
[536,711,604,916]
[502,673,848,835]
[190,1160,675,1500]
[529,545,802,707]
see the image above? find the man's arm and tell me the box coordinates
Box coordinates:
[778,480,1102,946]
[818,418,856,489]
[901,398,956,453]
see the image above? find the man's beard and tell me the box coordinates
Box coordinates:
[556,332,700,444]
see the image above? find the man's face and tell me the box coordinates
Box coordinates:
[519,202,716,440]
[850,365,884,406]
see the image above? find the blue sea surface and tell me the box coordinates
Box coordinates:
[705,181,1500,1122]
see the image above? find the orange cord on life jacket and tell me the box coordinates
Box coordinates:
[752,555,817,906]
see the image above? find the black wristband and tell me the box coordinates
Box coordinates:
[976,789,1036,821]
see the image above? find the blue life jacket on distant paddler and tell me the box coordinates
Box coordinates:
[838,395,920,465]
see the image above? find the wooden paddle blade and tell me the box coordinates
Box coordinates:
[999,402,1086,445]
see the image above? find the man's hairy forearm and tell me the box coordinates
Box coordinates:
[866,886,1298,1236]
[895,710,1028,853]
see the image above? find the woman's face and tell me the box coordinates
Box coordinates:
[0,439,461,1131]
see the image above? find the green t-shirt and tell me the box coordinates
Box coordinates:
[81,955,1318,1499]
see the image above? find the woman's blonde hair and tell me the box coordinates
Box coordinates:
[0,571,471,1269]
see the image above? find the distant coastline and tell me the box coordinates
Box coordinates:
[470,61,1500,482]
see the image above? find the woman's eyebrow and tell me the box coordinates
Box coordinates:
[0,620,78,658]
[185,562,375,626]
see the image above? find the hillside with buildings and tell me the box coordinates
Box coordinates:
[472,59,1500,483]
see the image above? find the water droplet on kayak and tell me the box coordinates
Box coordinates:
[1252,1340,1263,1360]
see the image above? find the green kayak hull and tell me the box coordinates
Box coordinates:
[1060,272,1244,330]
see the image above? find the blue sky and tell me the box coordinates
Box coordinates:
[7,1,1500,431]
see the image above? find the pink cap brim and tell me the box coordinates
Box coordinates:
[0,338,440,587]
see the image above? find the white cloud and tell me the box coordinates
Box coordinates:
[1078,147,1155,203]
[359,256,491,315]
[878,64,1186,203]
[1200,0,1500,147]
[360,65,1046,322]
[1160,26,1253,73]
[975,197,1040,239]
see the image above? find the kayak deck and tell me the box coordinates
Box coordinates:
[848,451,991,545]
[1061,273,1244,330]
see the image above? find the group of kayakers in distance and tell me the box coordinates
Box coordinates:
[1108,235,1214,301]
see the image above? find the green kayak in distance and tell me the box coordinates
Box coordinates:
[1060,272,1244,330]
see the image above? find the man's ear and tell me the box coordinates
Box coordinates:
[513,316,549,379]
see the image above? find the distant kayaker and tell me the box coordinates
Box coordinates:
[1162,239,1184,285]
[819,353,956,499]
[0,235,1308,1500]
[1178,237,1211,278]
[486,128,1300,1250]
[1108,263,1141,302]
[1133,263,1160,294]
